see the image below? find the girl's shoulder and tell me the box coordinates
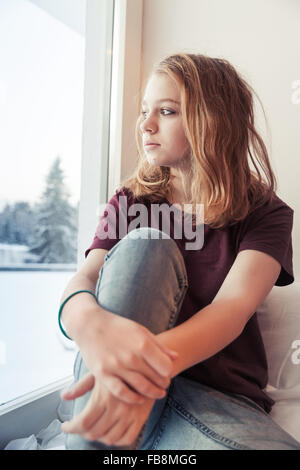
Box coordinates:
[243,193,294,226]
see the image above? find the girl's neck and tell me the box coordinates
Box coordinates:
[168,175,188,205]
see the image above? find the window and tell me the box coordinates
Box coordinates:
[0,0,114,410]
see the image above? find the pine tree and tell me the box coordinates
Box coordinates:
[0,204,13,243]
[28,156,78,263]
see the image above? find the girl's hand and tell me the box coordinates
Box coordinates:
[76,308,178,405]
[61,372,156,448]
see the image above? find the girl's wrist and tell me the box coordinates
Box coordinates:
[69,304,112,345]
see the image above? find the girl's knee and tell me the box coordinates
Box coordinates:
[123,227,182,258]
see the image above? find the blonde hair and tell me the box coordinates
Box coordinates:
[118,53,277,228]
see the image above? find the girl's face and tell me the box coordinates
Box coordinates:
[140,73,190,170]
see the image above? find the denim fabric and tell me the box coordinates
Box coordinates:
[65,227,300,451]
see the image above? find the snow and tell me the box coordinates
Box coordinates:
[0,269,78,405]
[0,244,28,250]
[0,245,32,265]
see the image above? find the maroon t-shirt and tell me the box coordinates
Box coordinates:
[85,186,294,413]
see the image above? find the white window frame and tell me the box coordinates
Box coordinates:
[0,0,143,426]
[78,0,143,267]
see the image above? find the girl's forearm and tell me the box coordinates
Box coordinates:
[59,273,109,342]
[156,298,248,379]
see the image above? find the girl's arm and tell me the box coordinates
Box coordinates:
[61,249,281,447]
[59,249,176,404]
[59,248,109,341]
[156,249,281,378]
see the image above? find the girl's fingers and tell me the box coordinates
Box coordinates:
[169,350,179,359]
[110,420,137,447]
[61,389,104,434]
[101,419,135,447]
[142,340,177,379]
[147,331,179,361]
[61,372,95,400]
[117,367,167,400]
[137,357,172,389]
[103,375,146,405]
[83,408,120,443]
[159,344,179,360]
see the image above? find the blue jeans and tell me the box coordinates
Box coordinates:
[65,227,300,450]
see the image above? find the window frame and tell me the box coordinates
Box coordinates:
[0,0,143,420]
[78,0,143,267]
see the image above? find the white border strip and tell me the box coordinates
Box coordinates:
[0,376,73,417]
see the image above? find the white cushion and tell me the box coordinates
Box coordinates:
[257,282,300,443]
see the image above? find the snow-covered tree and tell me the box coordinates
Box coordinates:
[0,202,36,245]
[28,156,78,263]
[0,204,12,243]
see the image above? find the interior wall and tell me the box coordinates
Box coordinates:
[141,0,300,279]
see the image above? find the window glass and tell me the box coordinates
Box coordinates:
[0,0,86,406]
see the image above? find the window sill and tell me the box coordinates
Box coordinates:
[0,376,73,450]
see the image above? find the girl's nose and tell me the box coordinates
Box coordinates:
[140,114,158,134]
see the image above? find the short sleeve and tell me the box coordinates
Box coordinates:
[84,188,131,258]
[237,196,294,286]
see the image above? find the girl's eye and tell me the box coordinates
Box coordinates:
[161,108,174,116]
[141,109,175,118]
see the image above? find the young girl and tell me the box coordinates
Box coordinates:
[59,53,300,450]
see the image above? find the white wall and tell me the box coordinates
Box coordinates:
[140,0,300,279]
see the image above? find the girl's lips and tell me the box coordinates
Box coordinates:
[144,144,160,151]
